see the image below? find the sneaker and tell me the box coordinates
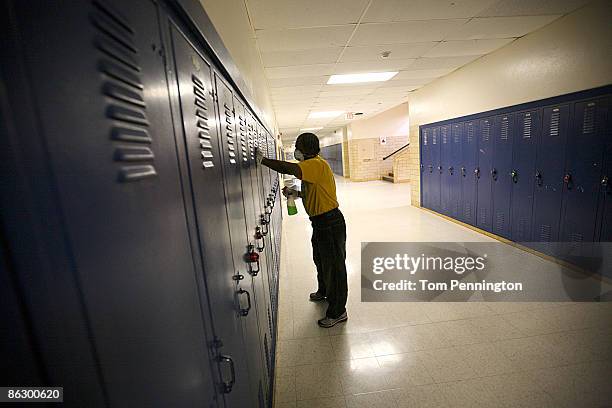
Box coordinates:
[309,291,326,302]
[317,311,348,328]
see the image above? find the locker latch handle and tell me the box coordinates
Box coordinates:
[438,166,443,174]
[255,227,266,252]
[491,168,498,181]
[428,165,433,173]
[420,164,424,172]
[511,170,518,183]
[601,175,609,190]
[260,215,269,235]
[461,167,466,177]
[218,354,236,393]
[246,244,260,276]
[563,173,572,190]
[474,168,480,179]
[535,171,543,186]
[449,166,454,175]
[237,288,251,317]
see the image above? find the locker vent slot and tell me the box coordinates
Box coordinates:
[192,74,214,168]
[248,123,255,160]
[452,126,460,143]
[496,212,505,232]
[467,123,474,143]
[517,218,529,240]
[569,232,583,243]
[582,103,595,134]
[463,204,472,221]
[478,208,488,226]
[550,108,560,137]
[522,114,532,139]
[223,104,236,164]
[423,131,428,146]
[441,127,449,144]
[432,128,438,145]
[539,224,551,242]
[239,115,248,162]
[482,120,490,142]
[92,0,157,182]
[500,117,509,140]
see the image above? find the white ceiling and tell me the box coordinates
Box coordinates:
[244,0,593,143]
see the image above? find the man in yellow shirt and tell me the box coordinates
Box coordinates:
[257,133,348,328]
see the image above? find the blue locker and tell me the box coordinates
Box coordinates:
[560,97,609,243]
[531,104,570,252]
[431,127,442,212]
[450,123,463,219]
[476,117,494,232]
[170,24,251,406]
[598,97,612,242]
[491,114,514,239]
[510,109,541,242]
[461,120,479,225]
[440,125,452,216]
[420,127,431,209]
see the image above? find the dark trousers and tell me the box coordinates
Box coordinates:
[310,208,348,318]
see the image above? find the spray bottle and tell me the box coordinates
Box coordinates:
[287,193,298,216]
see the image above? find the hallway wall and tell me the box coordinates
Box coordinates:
[407,0,612,206]
[198,0,277,132]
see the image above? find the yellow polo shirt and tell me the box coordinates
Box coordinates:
[298,156,339,216]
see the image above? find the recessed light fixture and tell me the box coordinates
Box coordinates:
[307,111,345,119]
[327,71,398,84]
[300,127,324,131]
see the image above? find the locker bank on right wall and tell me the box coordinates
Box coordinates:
[419,86,612,277]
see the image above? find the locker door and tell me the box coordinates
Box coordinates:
[532,104,570,250]
[461,120,479,225]
[598,97,612,242]
[450,123,463,219]
[431,127,442,213]
[510,109,541,242]
[440,125,452,216]
[247,115,275,387]
[560,97,609,243]
[420,127,430,209]
[9,1,219,404]
[477,117,494,232]
[492,114,514,239]
[169,24,250,406]
[215,77,268,406]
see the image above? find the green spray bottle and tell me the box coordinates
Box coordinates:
[287,194,298,216]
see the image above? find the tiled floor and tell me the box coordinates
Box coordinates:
[273,178,612,408]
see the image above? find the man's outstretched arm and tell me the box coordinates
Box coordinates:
[261,157,302,179]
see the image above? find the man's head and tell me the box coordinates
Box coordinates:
[294,132,320,161]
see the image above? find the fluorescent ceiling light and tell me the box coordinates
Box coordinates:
[327,71,398,84]
[308,111,344,119]
[300,127,324,131]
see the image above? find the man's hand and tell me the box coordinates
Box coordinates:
[282,186,299,199]
[256,148,265,164]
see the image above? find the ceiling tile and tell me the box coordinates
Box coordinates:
[340,42,438,62]
[350,20,468,45]
[409,54,482,70]
[333,59,416,74]
[393,68,456,79]
[271,84,323,94]
[261,48,343,67]
[256,26,354,52]
[477,0,591,17]
[423,38,514,57]
[364,0,498,21]
[444,15,561,40]
[269,76,329,87]
[265,64,336,79]
[248,0,369,29]
[319,85,379,96]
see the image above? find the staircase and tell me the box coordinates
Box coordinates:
[382,172,394,183]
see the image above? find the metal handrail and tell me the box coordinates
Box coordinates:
[382,143,410,160]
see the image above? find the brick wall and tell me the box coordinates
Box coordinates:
[407,125,421,206]
[346,135,407,181]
